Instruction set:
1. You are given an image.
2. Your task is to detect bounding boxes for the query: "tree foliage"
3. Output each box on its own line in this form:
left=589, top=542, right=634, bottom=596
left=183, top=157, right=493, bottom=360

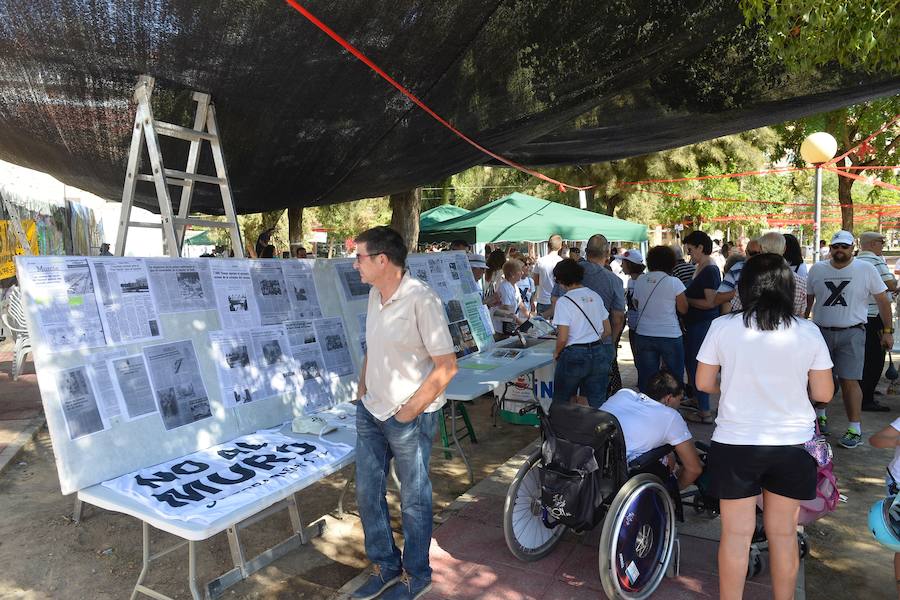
left=740, top=1, right=900, bottom=73
left=774, top=96, right=900, bottom=230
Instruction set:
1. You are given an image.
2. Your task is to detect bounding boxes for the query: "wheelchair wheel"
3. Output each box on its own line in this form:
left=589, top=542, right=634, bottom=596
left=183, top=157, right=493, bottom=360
left=503, top=449, right=567, bottom=561
left=598, top=474, right=676, bottom=599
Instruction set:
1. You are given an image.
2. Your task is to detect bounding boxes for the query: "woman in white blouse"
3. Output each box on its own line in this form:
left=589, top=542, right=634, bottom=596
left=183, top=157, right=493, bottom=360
left=695, top=253, right=834, bottom=600
left=631, top=246, right=688, bottom=393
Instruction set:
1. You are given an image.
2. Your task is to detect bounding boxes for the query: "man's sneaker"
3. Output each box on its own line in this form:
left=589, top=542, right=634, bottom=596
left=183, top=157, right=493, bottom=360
left=351, top=565, right=402, bottom=600
left=816, top=415, right=829, bottom=436
left=381, top=572, right=432, bottom=600
left=839, top=429, right=862, bottom=449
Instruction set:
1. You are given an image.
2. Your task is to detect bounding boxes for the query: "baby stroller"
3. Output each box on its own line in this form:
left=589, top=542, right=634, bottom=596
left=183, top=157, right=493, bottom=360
left=503, top=401, right=682, bottom=599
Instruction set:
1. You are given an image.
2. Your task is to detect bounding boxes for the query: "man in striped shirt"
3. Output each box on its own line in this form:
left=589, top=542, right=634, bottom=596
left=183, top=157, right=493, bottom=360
left=671, top=244, right=695, bottom=286
left=857, top=231, right=897, bottom=412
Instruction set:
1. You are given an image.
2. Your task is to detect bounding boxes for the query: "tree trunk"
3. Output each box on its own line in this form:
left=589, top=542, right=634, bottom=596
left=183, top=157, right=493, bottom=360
left=389, top=188, right=421, bottom=251
left=441, top=177, right=453, bottom=205
left=288, top=206, right=304, bottom=252
left=838, top=174, right=854, bottom=232
left=604, top=193, right=622, bottom=216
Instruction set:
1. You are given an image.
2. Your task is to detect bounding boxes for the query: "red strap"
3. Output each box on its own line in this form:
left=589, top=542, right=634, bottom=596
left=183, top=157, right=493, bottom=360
left=283, top=0, right=591, bottom=193
left=823, top=113, right=900, bottom=167
left=822, top=166, right=900, bottom=193
left=617, top=166, right=809, bottom=187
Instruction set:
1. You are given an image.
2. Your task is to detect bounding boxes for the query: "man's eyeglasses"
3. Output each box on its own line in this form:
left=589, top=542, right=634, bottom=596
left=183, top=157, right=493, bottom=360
left=354, top=252, right=384, bottom=262
left=830, top=244, right=851, bottom=250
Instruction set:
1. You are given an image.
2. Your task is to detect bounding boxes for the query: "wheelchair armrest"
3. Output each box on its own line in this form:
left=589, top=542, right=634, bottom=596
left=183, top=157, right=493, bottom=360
left=628, top=444, right=674, bottom=472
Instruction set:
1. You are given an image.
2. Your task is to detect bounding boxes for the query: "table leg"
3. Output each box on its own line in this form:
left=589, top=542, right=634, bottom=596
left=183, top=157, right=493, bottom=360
left=449, top=400, right=473, bottom=484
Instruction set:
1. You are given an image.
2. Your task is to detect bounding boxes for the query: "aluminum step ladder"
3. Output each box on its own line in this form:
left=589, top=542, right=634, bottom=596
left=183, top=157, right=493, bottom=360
left=115, top=75, right=244, bottom=257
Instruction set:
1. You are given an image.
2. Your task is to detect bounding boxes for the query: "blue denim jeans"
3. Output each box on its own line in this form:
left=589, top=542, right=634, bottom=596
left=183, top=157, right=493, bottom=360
left=633, top=334, right=685, bottom=394
left=355, top=402, right=439, bottom=582
left=552, top=342, right=614, bottom=408
left=684, top=319, right=714, bottom=412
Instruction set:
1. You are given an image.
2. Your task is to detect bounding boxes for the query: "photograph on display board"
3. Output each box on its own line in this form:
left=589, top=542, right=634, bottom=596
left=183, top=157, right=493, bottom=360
left=147, top=259, right=216, bottom=313
left=143, top=340, right=212, bottom=430
left=110, top=354, right=159, bottom=420
left=89, top=258, right=163, bottom=345
left=17, top=257, right=107, bottom=351
left=56, top=366, right=107, bottom=440
left=313, top=317, right=354, bottom=377
left=448, top=320, right=478, bottom=359
left=211, top=260, right=261, bottom=329
left=250, top=261, right=293, bottom=325
left=334, top=261, right=371, bottom=302
left=209, top=330, right=268, bottom=408
left=281, top=260, right=323, bottom=319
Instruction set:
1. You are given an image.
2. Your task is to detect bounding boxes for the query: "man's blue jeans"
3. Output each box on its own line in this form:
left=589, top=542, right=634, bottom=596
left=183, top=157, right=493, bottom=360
left=551, top=342, right=614, bottom=408
left=355, top=401, right=439, bottom=582
left=633, top=333, right=685, bottom=394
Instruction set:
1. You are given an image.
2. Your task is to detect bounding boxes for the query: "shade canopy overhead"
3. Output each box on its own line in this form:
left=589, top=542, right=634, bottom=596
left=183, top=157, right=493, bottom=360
left=419, top=193, right=648, bottom=243
left=0, top=1, right=897, bottom=216
left=419, top=204, right=470, bottom=228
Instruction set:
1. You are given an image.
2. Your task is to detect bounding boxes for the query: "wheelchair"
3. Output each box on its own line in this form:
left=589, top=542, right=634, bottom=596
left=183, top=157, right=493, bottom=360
left=502, top=401, right=681, bottom=599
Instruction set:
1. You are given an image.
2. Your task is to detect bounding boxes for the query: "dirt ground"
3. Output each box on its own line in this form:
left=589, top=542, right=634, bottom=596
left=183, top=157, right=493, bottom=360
left=2, top=342, right=900, bottom=599
left=0, top=396, right=540, bottom=600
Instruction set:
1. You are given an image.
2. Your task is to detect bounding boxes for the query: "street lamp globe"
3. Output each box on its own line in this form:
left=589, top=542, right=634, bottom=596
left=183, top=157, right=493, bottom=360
left=800, top=132, right=838, bottom=164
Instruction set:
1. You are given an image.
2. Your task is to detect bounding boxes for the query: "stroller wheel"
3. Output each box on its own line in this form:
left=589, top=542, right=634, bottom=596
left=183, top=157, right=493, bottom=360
left=503, top=449, right=567, bottom=561
left=747, top=545, right=765, bottom=578
left=797, top=531, right=809, bottom=560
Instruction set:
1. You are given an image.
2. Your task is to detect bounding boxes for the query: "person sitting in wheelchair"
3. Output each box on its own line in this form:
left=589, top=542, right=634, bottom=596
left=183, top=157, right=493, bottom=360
left=599, top=370, right=703, bottom=490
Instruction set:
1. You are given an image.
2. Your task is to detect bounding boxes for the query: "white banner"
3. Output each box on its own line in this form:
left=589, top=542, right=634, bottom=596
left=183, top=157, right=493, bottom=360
left=101, top=431, right=353, bottom=525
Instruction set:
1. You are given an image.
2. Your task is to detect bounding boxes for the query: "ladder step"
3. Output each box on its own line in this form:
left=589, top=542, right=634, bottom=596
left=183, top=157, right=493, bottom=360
left=173, top=217, right=237, bottom=229
left=154, top=120, right=216, bottom=142
left=136, top=171, right=226, bottom=186
left=127, top=221, right=163, bottom=229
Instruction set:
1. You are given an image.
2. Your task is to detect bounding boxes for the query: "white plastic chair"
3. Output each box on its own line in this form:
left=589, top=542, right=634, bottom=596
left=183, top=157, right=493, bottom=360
left=1, top=286, right=31, bottom=380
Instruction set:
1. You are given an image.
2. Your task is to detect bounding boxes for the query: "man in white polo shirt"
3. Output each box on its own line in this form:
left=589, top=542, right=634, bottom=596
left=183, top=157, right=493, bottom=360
left=532, top=233, right=564, bottom=314
left=806, top=230, right=893, bottom=449
left=351, top=226, right=458, bottom=600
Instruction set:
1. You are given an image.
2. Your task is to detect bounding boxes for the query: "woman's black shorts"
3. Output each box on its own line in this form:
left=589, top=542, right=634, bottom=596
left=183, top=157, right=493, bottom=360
left=707, top=441, right=817, bottom=501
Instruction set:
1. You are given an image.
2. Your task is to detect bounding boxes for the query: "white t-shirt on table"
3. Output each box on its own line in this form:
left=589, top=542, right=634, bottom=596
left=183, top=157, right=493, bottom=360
left=534, top=253, right=563, bottom=305
left=888, top=417, right=900, bottom=484
left=553, top=287, right=609, bottom=346
left=633, top=272, right=686, bottom=338
left=807, top=258, right=887, bottom=327
left=600, top=389, right=692, bottom=462
left=697, top=314, right=833, bottom=445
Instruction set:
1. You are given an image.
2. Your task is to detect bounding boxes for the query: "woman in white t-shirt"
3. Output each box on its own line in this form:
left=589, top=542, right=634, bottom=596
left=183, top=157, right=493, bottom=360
left=695, top=253, right=834, bottom=600
left=632, top=246, right=688, bottom=393
left=492, top=259, right=530, bottom=334
left=551, top=259, right=612, bottom=408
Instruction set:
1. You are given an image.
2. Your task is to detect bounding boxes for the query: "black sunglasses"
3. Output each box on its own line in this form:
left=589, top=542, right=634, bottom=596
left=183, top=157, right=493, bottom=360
left=830, top=244, right=851, bottom=250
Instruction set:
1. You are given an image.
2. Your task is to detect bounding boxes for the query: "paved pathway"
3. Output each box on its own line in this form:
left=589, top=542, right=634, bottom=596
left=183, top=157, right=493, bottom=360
left=0, top=346, right=43, bottom=474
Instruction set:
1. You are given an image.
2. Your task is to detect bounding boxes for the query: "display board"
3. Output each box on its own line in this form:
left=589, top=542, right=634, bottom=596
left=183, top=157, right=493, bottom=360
left=16, top=251, right=491, bottom=496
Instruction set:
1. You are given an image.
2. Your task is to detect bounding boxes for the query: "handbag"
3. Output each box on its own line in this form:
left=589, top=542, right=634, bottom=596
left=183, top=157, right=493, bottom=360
left=803, top=420, right=833, bottom=467
left=562, top=295, right=602, bottom=339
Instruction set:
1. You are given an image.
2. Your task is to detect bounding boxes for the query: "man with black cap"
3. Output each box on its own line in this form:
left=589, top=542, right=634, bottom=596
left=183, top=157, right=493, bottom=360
left=807, top=230, right=894, bottom=449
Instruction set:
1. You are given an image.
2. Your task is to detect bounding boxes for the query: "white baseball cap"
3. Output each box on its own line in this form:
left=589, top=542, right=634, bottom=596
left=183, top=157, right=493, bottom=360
left=615, top=249, right=645, bottom=265
left=467, top=253, right=486, bottom=268
left=830, top=230, right=855, bottom=246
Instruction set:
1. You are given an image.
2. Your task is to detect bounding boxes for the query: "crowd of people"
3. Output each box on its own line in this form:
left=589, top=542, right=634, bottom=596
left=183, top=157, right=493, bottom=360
left=342, top=225, right=900, bottom=600
left=452, top=228, right=900, bottom=599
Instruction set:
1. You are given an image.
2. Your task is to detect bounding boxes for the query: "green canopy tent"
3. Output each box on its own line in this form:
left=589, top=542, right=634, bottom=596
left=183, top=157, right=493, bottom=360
left=183, top=230, right=215, bottom=245
left=419, top=192, right=647, bottom=244
left=419, top=204, right=470, bottom=228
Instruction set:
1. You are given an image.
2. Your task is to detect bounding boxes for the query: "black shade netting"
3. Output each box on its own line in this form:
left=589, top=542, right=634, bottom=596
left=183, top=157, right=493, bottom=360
left=0, top=0, right=897, bottom=215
